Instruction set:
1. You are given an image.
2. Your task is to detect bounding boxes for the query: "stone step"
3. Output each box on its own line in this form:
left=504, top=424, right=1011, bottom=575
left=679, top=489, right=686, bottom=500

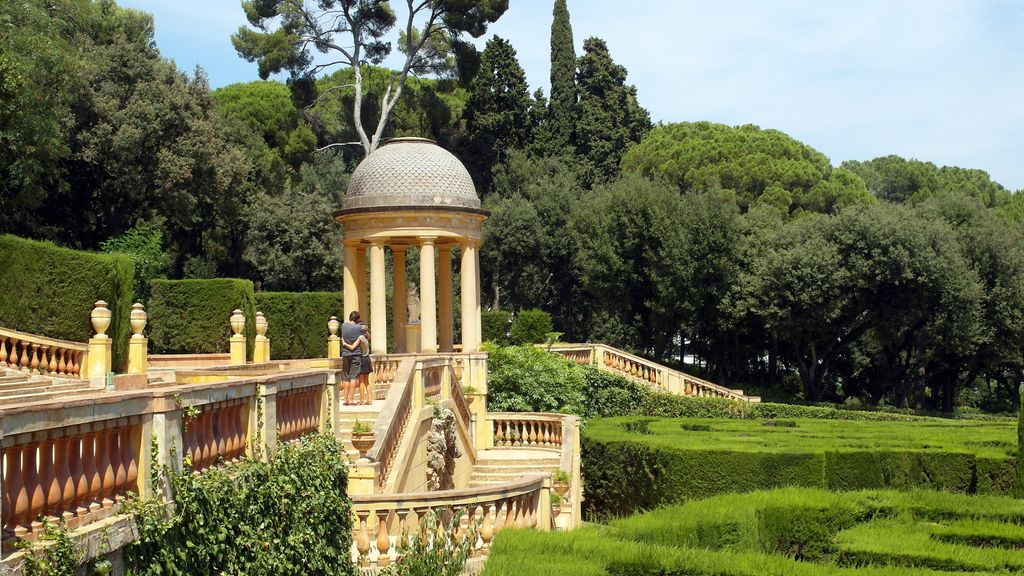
left=472, top=458, right=561, bottom=468
left=0, top=389, right=95, bottom=405
left=0, top=374, right=32, bottom=385
left=0, top=383, right=87, bottom=397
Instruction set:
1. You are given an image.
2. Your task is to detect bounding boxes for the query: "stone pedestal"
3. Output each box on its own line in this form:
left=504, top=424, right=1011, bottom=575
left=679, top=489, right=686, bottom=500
left=405, top=323, right=421, bottom=354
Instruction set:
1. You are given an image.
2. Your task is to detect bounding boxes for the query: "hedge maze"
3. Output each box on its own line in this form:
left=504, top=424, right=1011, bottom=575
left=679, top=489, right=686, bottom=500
left=484, top=488, right=1024, bottom=576
left=582, top=417, right=1017, bottom=518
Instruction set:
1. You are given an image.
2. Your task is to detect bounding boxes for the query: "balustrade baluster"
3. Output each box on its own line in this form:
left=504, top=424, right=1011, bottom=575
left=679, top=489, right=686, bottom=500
left=480, top=503, right=494, bottom=553
left=54, top=435, right=74, bottom=520
left=39, top=437, right=60, bottom=519
left=18, top=341, right=29, bottom=372
left=355, top=510, right=371, bottom=567
left=97, top=428, right=115, bottom=507
left=24, top=442, right=44, bottom=531
left=83, top=432, right=102, bottom=513
left=376, top=510, right=391, bottom=567
left=199, top=410, right=213, bottom=469
left=0, top=335, right=8, bottom=366
left=48, top=346, right=59, bottom=374
left=1, top=448, right=11, bottom=533
left=113, top=427, right=127, bottom=501
left=7, top=445, right=27, bottom=535
left=68, top=435, right=87, bottom=516
left=491, top=499, right=505, bottom=534
left=29, top=343, right=40, bottom=374
left=223, top=405, right=237, bottom=460
left=214, top=409, right=226, bottom=461
left=394, top=508, right=410, bottom=562
left=123, top=427, right=138, bottom=494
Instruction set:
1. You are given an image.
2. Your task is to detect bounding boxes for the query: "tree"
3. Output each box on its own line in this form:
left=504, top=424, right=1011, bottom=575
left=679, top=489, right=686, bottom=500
left=842, top=155, right=1010, bottom=207
left=461, top=36, right=532, bottom=193
left=623, top=122, right=874, bottom=213
left=574, top=37, right=651, bottom=187
left=547, top=0, right=576, bottom=152
left=232, top=0, right=507, bottom=157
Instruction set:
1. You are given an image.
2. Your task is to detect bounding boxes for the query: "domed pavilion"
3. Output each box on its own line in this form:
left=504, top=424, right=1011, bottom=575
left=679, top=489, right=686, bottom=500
left=334, top=137, right=487, bottom=355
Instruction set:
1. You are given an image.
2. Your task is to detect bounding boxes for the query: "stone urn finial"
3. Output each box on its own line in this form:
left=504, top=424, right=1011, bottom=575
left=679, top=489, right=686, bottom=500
left=91, top=301, right=112, bottom=337
left=130, top=303, right=147, bottom=338
left=328, top=315, right=340, bottom=337
left=230, top=309, right=245, bottom=336
left=255, top=311, right=268, bottom=337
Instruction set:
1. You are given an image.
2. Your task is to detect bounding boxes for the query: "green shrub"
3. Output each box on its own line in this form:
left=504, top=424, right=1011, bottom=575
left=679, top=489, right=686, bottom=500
left=509, top=309, right=552, bottom=345
left=581, top=416, right=1017, bottom=518
left=0, top=234, right=133, bottom=370
left=484, top=344, right=586, bottom=414
left=481, top=311, right=512, bottom=344
left=255, top=291, right=343, bottom=359
left=148, top=279, right=256, bottom=356
left=126, top=433, right=354, bottom=576
left=1017, top=386, right=1024, bottom=498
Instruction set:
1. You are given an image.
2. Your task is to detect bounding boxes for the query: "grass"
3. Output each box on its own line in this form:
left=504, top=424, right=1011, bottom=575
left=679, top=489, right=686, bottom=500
left=482, top=488, right=1024, bottom=576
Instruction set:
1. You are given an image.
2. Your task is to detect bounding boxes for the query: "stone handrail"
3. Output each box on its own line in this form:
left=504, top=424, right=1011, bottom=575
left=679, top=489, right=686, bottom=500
left=350, top=473, right=549, bottom=569
left=367, top=359, right=417, bottom=490
left=448, top=363, right=473, bottom=433
left=489, top=413, right=565, bottom=449
left=0, top=327, right=89, bottom=380
left=549, top=343, right=756, bottom=402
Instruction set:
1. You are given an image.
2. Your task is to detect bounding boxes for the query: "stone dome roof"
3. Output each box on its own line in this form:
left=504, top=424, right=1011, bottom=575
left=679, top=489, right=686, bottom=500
left=342, top=137, right=481, bottom=212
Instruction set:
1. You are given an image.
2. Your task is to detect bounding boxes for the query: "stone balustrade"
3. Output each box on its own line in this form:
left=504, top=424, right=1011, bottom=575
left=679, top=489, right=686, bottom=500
left=372, top=357, right=401, bottom=398
left=1, top=417, right=142, bottom=538
left=368, top=367, right=415, bottom=491
left=422, top=364, right=443, bottom=399
left=184, top=398, right=248, bottom=472
left=548, top=343, right=757, bottom=402
left=490, top=414, right=564, bottom=449
left=350, top=474, right=549, bottom=569
left=276, top=386, right=322, bottom=444
left=0, top=328, right=88, bottom=380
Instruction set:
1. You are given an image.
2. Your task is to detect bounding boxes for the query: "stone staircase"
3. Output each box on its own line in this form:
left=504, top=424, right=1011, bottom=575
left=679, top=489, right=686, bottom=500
left=338, top=399, right=384, bottom=462
left=469, top=448, right=562, bottom=488
left=0, top=369, right=93, bottom=404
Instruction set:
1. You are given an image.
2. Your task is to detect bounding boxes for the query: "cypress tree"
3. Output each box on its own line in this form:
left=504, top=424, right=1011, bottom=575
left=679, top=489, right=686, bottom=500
left=462, top=36, right=533, bottom=195
left=548, top=0, right=577, bottom=151
left=575, top=37, right=652, bottom=188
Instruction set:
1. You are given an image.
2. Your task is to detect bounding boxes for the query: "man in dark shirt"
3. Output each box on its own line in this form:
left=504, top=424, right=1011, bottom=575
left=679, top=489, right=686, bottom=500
left=341, top=311, right=363, bottom=405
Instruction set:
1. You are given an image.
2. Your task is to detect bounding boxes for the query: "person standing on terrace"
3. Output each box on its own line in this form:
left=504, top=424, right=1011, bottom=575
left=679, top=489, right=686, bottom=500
left=341, top=311, right=363, bottom=405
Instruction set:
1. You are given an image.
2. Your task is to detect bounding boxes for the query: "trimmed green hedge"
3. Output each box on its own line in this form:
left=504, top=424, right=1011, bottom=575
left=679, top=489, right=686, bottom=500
left=148, top=279, right=256, bottom=356
left=510, top=309, right=552, bottom=345
left=0, top=234, right=133, bottom=370
left=582, top=416, right=1017, bottom=518
left=255, top=292, right=344, bottom=359
left=482, top=311, right=513, bottom=344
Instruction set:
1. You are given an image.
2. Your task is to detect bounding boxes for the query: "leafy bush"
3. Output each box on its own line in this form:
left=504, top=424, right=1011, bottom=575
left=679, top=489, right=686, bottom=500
left=148, top=279, right=256, bottom=356
left=126, top=433, right=354, bottom=576
left=0, top=234, right=133, bottom=370
left=255, top=291, right=343, bottom=359
left=481, top=311, right=512, bottom=344
left=381, top=510, right=472, bottom=576
left=484, top=344, right=586, bottom=414
left=100, top=223, right=169, bottom=304
left=509, top=309, right=552, bottom=345
left=581, top=416, right=1016, bottom=518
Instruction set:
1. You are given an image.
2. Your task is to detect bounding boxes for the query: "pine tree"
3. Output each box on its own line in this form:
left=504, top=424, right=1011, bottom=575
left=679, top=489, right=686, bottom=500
left=547, top=0, right=577, bottom=152
left=575, top=37, right=652, bottom=187
left=462, top=36, right=533, bottom=195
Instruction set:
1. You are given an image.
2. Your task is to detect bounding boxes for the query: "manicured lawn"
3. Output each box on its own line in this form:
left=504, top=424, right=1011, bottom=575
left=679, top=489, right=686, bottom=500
left=483, top=488, right=1024, bottom=576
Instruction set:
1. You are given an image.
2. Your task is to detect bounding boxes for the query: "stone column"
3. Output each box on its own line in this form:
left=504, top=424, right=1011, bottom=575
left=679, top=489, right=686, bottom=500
left=369, top=241, right=388, bottom=355
left=391, top=247, right=408, bottom=353
left=419, top=237, right=438, bottom=353
left=343, top=243, right=359, bottom=320
left=438, top=246, right=454, bottom=352
left=460, top=243, right=480, bottom=352
left=356, top=246, right=368, bottom=324
left=474, top=243, right=483, bottom=345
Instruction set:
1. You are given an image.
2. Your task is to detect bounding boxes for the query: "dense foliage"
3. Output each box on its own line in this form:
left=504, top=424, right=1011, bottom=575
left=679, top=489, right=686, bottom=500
left=148, top=279, right=256, bottom=356
left=126, top=433, right=354, bottom=576
left=484, top=488, right=1024, bottom=576
left=582, top=416, right=1015, bottom=517
left=0, top=234, right=133, bottom=369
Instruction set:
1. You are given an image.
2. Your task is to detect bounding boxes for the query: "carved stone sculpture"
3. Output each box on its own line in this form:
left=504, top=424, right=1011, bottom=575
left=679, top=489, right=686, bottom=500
left=426, top=405, right=461, bottom=491
left=407, top=285, right=421, bottom=323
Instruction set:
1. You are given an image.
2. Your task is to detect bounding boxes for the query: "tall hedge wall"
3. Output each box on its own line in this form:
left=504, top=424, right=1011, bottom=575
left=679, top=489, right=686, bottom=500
left=0, top=234, right=134, bottom=370
left=148, top=279, right=257, bottom=356
left=255, top=292, right=344, bottom=359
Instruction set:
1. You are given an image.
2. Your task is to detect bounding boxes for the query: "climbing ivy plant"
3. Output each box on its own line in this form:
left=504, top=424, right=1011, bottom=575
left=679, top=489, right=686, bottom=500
left=125, top=433, right=354, bottom=576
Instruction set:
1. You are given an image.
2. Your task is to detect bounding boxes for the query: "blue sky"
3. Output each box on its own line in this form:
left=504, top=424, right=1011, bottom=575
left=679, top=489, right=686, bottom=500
left=119, top=0, right=1024, bottom=191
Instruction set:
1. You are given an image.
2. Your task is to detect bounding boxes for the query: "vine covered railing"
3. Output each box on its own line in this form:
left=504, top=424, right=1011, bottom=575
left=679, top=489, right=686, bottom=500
left=276, top=386, right=321, bottom=443
left=184, top=398, right=248, bottom=472
left=0, top=328, right=88, bottom=380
